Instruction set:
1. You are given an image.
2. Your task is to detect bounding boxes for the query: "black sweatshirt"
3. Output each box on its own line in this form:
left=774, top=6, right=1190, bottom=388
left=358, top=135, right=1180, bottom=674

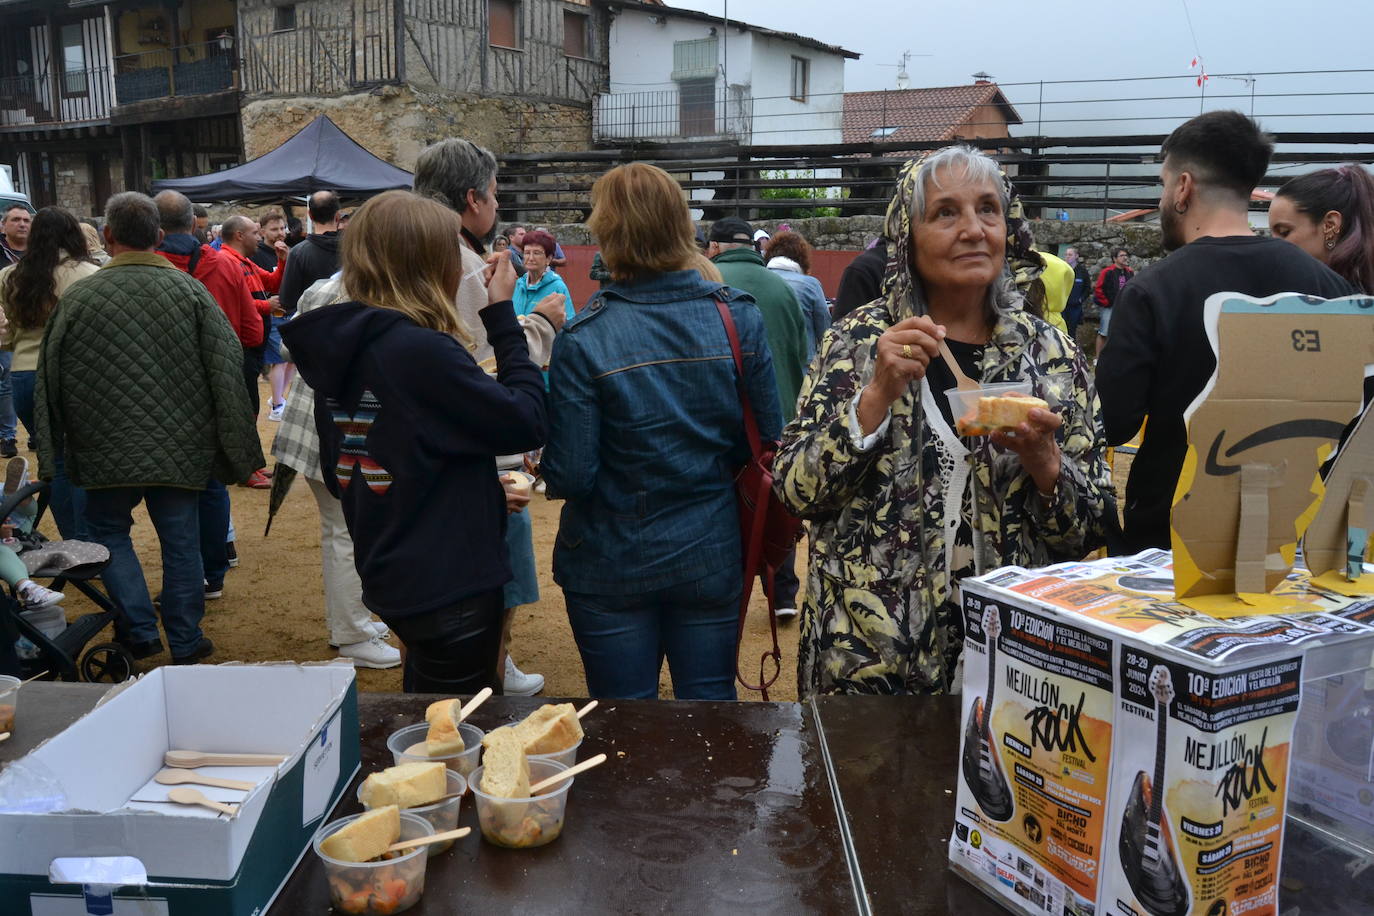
left=833, top=237, right=889, bottom=320
left=279, top=231, right=341, bottom=315
left=1095, top=236, right=1353, bottom=551
left=282, top=301, right=547, bottom=618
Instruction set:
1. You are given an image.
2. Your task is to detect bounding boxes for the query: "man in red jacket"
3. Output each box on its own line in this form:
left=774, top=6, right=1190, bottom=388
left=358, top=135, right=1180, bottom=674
left=1093, top=247, right=1135, bottom=356
left=219, top=214, right=286, bottom=421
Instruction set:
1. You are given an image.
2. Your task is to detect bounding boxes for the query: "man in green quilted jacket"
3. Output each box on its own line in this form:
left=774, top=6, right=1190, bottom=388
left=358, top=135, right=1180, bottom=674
left=35, top=192, right=263, bottom=665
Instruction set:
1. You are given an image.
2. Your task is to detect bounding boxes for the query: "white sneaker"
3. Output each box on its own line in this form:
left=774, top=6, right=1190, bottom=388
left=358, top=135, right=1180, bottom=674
left=366, top=620, right=390, bottom=640
left=268, top=402, right=285, bottom=421
left=504, top=656, right=545, bottom=696
left=17, top=580, right=64, bottom=611
left=774, top=607, right=799, bottom=621
left=338, top=635, right=402, bottom=669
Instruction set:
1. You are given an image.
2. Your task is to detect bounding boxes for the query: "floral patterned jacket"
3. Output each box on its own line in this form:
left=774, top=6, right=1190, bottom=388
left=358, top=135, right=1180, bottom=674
left=773, top=282, right=1113, bottom=698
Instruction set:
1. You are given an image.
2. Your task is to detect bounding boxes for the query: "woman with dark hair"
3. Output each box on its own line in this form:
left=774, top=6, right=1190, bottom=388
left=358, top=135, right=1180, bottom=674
left=0, top=206, right=97, bottom=538
left=1270, top=165, right=1374, bottom=292
left=765, top=230, right=831, bottom=358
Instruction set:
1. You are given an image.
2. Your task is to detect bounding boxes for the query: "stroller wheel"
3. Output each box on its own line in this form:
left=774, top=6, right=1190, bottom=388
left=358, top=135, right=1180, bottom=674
left=80, top=642, right=135, bottom=683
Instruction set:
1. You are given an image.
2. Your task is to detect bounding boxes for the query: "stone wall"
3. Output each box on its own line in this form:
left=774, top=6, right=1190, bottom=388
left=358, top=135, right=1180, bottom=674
left=53, top=154, right=93, bottom=217
left=535, top=214, right=1164, bottom=273
left=240, top=84, right=592, bottom=171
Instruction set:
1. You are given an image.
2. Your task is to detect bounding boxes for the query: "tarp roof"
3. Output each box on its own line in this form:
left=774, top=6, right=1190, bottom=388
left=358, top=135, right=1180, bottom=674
left=150, top=115, right=412, bottom=203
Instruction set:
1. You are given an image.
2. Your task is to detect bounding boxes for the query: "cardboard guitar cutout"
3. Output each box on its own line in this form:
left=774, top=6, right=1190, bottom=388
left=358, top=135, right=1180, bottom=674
left=1171, top=292, right=1374, bottom=601
left=1302, top=400, right=1374, bottom=591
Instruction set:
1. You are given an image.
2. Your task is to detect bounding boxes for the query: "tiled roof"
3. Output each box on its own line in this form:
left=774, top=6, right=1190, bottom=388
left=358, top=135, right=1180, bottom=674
left=601, top=1, right=860, bottom=59
left=841, top=84, right=1023, bottom=145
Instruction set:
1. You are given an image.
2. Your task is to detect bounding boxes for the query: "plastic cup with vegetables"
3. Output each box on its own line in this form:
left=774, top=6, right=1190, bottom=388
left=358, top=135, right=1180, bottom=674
left=387, top=722, right=484, bottom=780
left=314, top=810, right=433, bottom=915
left=357, top=769, right=465, bottom=856
left=469, top=758, right=572, bottom=849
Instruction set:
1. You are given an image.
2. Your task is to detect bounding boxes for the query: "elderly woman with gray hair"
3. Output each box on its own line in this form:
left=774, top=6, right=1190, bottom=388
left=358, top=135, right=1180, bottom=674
left=772, top=145, right=1113, bottom=698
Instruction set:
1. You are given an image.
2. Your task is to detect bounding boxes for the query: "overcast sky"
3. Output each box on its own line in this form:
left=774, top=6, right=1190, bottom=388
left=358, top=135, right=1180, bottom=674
left=668, top=0, right=1373, bottom=141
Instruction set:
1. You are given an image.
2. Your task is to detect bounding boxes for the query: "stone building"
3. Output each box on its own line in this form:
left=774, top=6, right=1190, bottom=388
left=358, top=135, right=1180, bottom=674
left=0, top=0, right=621, bottom=217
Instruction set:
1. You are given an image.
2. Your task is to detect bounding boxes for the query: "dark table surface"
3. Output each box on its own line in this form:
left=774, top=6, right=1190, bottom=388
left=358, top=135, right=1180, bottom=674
left=271, top=694, right=857, bottom=915
left=0, top=681, right=108, bottom=765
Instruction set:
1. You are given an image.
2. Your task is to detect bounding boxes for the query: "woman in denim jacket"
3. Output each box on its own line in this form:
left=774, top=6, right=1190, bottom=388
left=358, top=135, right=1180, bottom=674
left=543, top=164, right=782, bottom=699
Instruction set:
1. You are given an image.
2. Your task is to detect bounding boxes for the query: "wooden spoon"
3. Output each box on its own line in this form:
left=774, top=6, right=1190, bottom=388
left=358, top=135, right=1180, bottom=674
left=576, top=700, right=597, bottom=719
left=0, top=732, right=9, bottom=743
left=456, top=687, right=492, bottom=724
left=384, top=826, right=471, bottom=854
left=164, top=750, right=285, bottom=769
left=529, top=752, right=607, bottom=794
left=938, top=338, right=979, bottom=392
left=165, top=786, right=238, bottom=815
left=154, top=768, right=255, bottom=791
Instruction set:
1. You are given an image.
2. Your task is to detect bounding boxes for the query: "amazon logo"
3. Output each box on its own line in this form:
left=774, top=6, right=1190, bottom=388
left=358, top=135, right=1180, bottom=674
left=1204, top=420, right=1347, bottom=476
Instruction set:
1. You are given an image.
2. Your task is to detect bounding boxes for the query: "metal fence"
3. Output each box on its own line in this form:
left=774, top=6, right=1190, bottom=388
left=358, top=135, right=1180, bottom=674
left=113, top=41, right=237, bottom=105
left=0, top=66, right=112, bottom=126
left=594, top=88, right=754, bottom=143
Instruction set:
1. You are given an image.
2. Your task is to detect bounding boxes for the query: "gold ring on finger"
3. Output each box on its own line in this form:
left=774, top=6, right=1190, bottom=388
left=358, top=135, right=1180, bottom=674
left=901, top=343, right=913, bottom=359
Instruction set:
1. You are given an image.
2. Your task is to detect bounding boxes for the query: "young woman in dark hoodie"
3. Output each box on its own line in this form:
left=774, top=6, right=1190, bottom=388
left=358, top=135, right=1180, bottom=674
left=282, top=190, right=546, bottom=694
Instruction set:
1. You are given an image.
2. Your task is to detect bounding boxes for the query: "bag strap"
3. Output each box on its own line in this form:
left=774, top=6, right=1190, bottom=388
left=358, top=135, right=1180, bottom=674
left=714, top=296, right=764, bottom=460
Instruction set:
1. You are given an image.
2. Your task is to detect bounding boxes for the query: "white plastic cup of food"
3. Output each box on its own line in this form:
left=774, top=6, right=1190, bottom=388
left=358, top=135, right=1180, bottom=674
left=943, top=380, right=1034, bottom=433
left=529, top=736, right=582, bottom=769
left=386, top=722, right=484, bottom=780
left=356, top=769, right=466, bottom=857
left=468, top=758, right=572, bottom=849
left=0, top=675, right=19, bottom=735
left=313, top=810, right=433, bottom=915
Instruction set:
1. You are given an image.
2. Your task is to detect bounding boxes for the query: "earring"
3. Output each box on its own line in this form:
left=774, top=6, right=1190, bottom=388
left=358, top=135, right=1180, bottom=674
left=1326, top=238, right=1337, bottom=250
left=1173, top=203, right=1188, bottom=214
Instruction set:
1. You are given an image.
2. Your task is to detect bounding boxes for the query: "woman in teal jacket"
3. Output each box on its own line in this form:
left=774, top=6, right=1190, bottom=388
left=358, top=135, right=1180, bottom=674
left=512, top=230, right=574, bottom=327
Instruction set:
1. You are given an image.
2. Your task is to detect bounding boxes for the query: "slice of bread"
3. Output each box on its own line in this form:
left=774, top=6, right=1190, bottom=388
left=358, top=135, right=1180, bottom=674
left=359, top=761, right=448, bottom=810
left=517, top=703, right=584, bottom=755
left=480, top=732, right=531, bottom=799
left=424, top=699, right=466, bottom=756
left=319, top=804, right=400, bottom=863
left=424, top=698, right=457, bottom=725
left=977, top=394, right=1047, bottom=429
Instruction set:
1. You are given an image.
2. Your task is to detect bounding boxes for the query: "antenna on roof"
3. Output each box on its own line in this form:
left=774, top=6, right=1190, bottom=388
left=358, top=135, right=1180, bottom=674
left=877, top=50, right=930, bottom=90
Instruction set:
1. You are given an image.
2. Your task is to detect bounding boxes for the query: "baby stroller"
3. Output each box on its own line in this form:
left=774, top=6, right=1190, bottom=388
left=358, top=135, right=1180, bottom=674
left=0, top=480, right=135, bottom=683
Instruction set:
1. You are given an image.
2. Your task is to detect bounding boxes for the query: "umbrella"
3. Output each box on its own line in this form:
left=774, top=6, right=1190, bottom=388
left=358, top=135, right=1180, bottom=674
left=263, top=463, right=299, bottom=536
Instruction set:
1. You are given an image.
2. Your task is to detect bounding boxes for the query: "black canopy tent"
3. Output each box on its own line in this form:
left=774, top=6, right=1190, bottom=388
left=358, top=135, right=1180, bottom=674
left=150, top=115, right=412, bottom=203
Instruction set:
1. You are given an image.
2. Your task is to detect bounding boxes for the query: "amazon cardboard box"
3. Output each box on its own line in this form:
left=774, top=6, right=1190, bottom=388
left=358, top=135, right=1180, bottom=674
left=950, top=552, right=1374, bottom=916
left=1171, top=292, right=1374, bottom=603
left=0, top=663, right=359, bottom=916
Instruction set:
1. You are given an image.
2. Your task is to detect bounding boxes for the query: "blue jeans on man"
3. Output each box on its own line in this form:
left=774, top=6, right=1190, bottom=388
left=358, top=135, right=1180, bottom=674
left=563, top=565, right=740, bottom=700
left=0, top=350, right=16, bottom=445
left=83, top=486, right=206, bottom=658
left=11, top=369, right=88, bottom=540
left=199, top=480, right=230, bottom=590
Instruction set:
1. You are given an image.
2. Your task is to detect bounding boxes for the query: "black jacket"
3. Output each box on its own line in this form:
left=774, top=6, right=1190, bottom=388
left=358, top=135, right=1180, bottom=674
left=279, top=231, right=341, bottom=315
left=1096, top=236, right=1353, bottom=551
left=833, top=237, right=888, bottom=321
left=282, top=300, right=547, bottom=617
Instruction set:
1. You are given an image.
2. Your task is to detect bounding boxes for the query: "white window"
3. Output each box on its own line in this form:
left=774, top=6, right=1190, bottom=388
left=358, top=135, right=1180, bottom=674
left=61, top=24, right=87, bottom=96
left=790, top=56, right=809, bottom=102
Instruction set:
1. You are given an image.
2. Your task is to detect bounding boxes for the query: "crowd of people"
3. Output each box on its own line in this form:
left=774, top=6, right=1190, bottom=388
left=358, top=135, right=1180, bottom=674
left=0, top=108, right=1370, bottom=700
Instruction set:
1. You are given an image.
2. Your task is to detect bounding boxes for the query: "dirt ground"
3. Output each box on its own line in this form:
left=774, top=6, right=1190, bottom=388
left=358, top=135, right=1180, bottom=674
left=48, top=378, right=1131, bottom=703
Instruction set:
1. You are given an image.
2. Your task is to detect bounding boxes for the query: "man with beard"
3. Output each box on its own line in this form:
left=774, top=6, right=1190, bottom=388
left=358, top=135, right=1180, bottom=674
left=1096, top=111, right=1353, bottom=551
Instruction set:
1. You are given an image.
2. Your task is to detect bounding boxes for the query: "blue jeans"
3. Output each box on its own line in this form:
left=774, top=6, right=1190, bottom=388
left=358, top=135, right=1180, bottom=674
left=11, top=369, right=88, bottom=540
left=84, top=486, right=205, bottom=657
left=564, top=566, right=741, bottom=700
left=0, top=350, right=15, bottom=442
left=199, top=481, right=230, bottom=589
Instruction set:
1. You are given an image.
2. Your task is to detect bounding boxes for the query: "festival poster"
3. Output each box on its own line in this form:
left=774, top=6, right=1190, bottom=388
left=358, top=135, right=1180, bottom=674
left=1102, top=649, right=1303, bottom=916
left=950, top=588, right=1114, bottom=915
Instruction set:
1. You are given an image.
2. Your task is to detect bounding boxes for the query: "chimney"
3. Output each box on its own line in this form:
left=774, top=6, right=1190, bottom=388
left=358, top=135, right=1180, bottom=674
left=972, top=71, right=993, bottom=85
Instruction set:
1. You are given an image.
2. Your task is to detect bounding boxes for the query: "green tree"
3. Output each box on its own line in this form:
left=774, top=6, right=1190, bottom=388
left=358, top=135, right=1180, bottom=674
left=758, top=169, right=845, bottom=219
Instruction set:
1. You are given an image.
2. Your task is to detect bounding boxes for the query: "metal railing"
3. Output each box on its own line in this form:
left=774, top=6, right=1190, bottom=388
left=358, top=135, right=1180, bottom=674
left=113, top=40, right=238, bottom=105
left=594, top=88, right=753, bottom=142
left=0, top=66, right=112, bottom=126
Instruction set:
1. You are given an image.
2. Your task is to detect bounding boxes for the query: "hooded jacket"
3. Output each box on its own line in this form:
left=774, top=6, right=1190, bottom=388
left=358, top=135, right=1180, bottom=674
left=279, top=231, right=341, bottom=315
left=282, top=299, right=546, bottom=618
left=772, top=154, right=1112, bottom=698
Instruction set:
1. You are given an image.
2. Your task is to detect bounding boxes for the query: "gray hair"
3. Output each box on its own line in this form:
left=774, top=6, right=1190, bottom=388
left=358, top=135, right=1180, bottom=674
left=413, top=138, right=498, bottom=214
left=153, top=190, right=195, bottom=233
left=911, top=145, right=1009, bottom=219
left=220, top=214, right=255, bottom=242
left=105, top=192, right=162, bottom=250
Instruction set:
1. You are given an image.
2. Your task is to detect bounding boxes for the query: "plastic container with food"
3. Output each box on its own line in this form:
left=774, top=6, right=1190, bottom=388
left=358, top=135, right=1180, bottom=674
left=529, top=734, right=582, bottom=768
left=387, top=722, right=484, bottom=780
left=944, top=381, right=1049, bottom=437
left=469, top=758, right=572, bottom=849
left=314, top=810, right=433, bottom=915
left=0, top=674, right=18, bottom=734
left=357, top=768, right=466, bottom=856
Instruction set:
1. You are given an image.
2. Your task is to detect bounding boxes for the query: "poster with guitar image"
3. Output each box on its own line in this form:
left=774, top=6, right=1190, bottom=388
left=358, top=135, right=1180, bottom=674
left=1104, top=650, right=1303, bottom=916
left=951, top=592, right=1115, bottom=914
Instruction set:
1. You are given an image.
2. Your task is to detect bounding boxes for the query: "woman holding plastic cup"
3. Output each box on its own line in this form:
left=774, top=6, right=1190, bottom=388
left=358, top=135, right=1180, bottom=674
left=772, top=146, right=1113, bottom=698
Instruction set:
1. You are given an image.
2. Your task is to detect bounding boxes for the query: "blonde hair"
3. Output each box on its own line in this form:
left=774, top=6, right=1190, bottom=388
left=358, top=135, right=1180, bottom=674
left=691, top=253, right=722, bottom=283
left=587, top=163, right=699, bottom=284
left=341, top=191, right=472, bottom=347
